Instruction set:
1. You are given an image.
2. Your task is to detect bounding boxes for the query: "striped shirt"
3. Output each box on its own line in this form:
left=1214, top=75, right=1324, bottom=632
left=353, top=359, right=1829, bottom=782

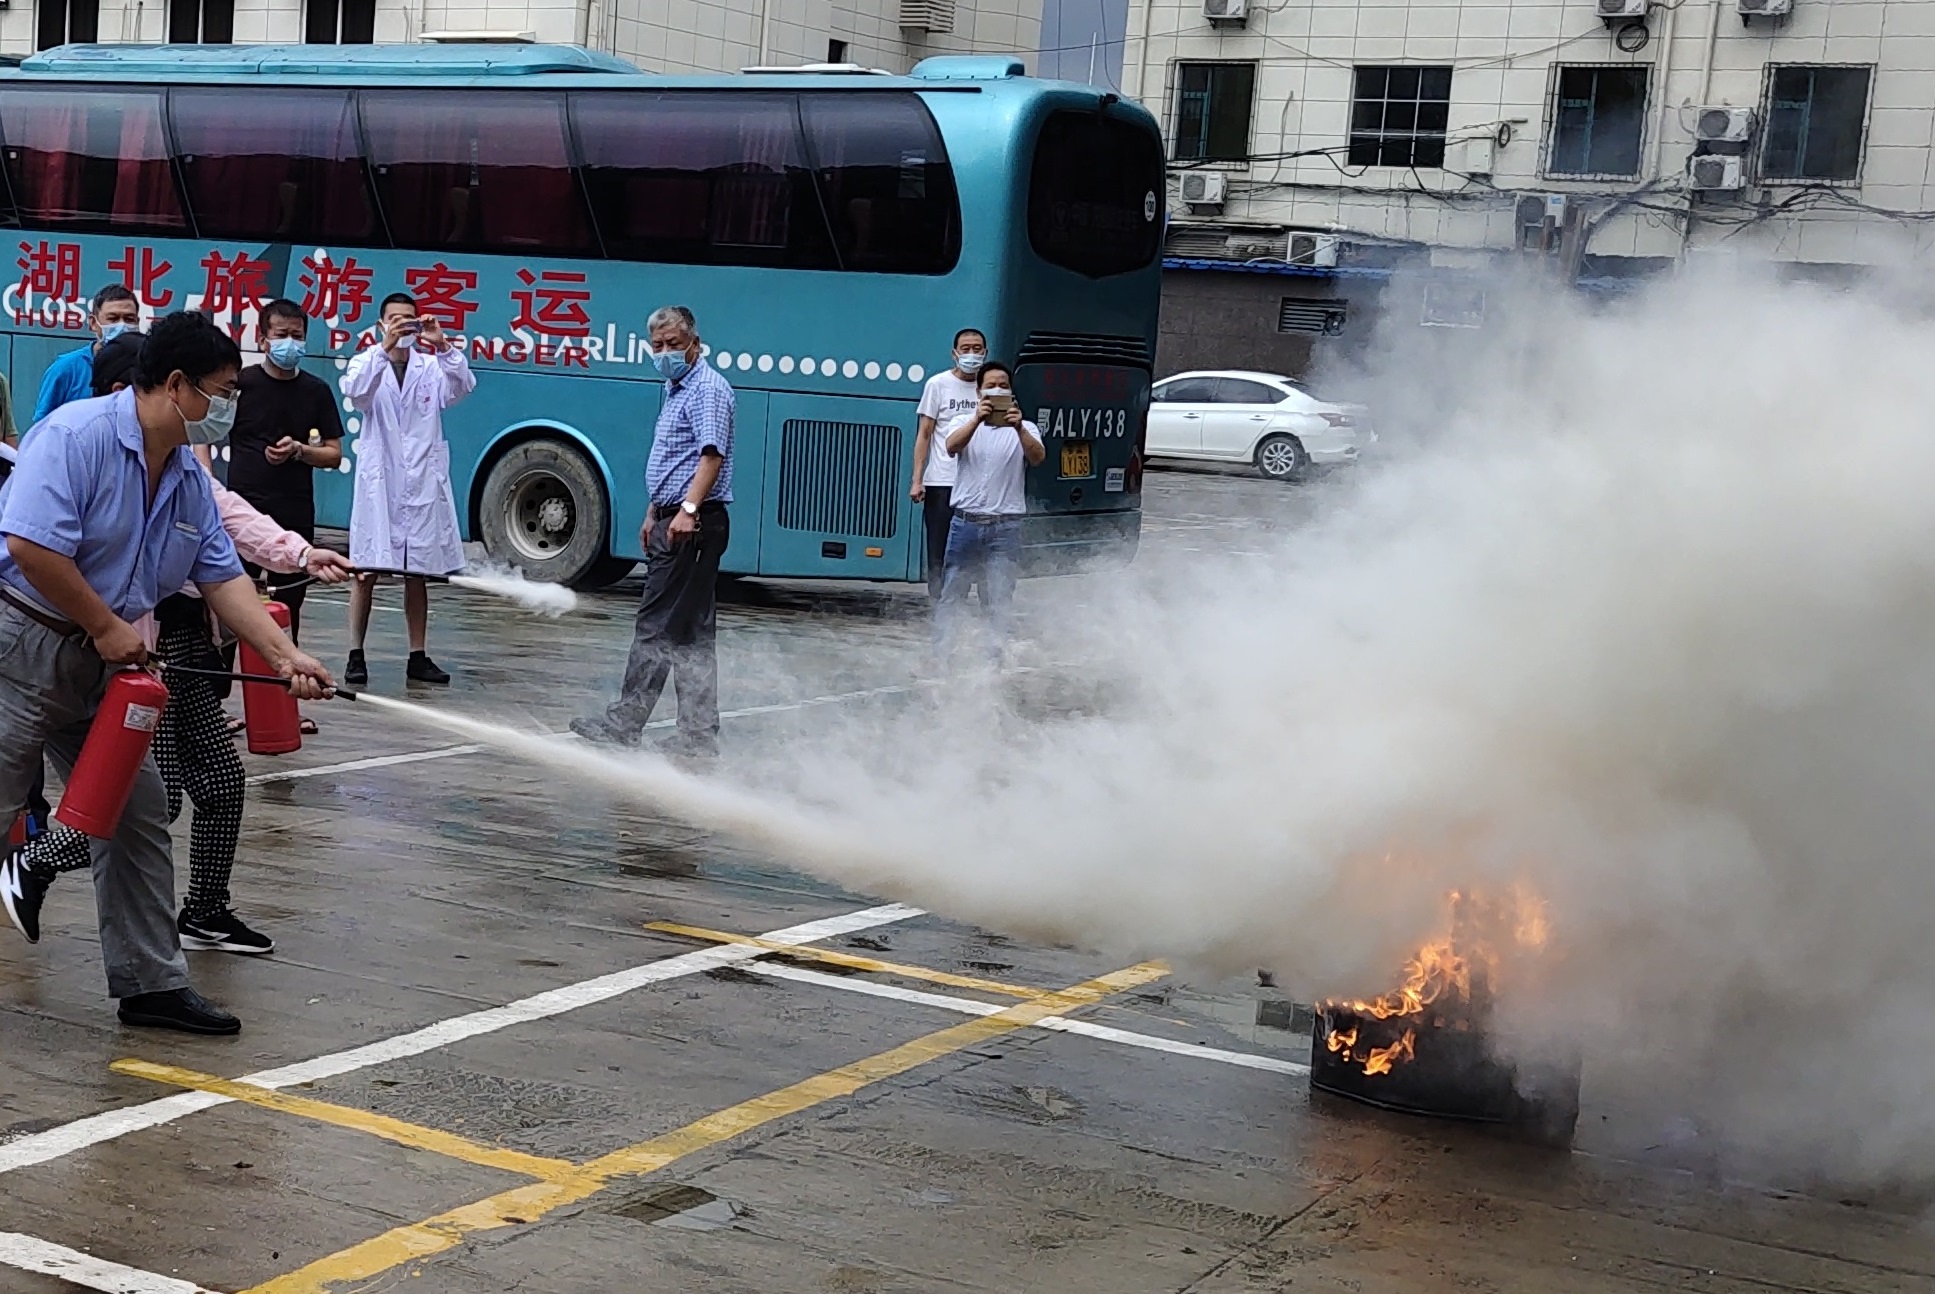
left=647, top=358, right=735, bottom=506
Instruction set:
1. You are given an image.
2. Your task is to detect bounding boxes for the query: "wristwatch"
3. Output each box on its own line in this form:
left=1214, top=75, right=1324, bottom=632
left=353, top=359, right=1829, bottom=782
left=680, top=500, right=699, bottom=517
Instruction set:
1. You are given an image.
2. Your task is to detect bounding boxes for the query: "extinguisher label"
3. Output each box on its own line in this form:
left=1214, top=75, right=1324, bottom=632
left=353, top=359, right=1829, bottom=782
left=123, top=704, right=161, bottom=733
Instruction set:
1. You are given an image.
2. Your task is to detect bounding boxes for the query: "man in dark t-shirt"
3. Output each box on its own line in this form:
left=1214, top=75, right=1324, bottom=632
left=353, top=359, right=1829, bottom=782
left=228, top=298, right=344, bottom=641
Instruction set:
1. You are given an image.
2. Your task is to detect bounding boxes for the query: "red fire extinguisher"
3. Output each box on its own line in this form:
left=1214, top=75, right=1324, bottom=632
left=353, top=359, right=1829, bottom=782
left=240, top=600, right=302, bottom=756
left=55, top=670, right=170, bottom=839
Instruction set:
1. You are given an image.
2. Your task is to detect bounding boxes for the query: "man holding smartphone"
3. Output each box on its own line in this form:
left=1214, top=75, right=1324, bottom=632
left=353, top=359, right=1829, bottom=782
left=934, top=359, right=1044, bottom=666
left=340, top=292, right=475, bottom=686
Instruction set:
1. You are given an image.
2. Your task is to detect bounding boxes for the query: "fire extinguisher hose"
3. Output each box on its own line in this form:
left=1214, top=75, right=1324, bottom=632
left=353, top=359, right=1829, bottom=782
left=158, top=663, right=361, bottom=700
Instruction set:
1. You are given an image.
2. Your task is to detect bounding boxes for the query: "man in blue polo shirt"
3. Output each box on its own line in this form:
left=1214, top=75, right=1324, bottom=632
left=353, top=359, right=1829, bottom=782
left=572, top=304, right=734, bottom=759
left=30, top=283, right=141, bottom=428
left=0, top=312, right=332, bottom=1035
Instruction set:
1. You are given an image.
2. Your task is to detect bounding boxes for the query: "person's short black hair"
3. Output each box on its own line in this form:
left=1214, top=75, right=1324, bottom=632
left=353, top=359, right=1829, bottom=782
left=259, top=298, right=307, bottom=333
left=91, top=331, right=144, bottom=397
left=953, top=328, right=986, bottom=349
left=134, top=311, right=243, bottom=392
left=380, top=292, right=416, bottom=316
left=975, top=360, right=1013, bottom=388
left=90, top=283, right=136, bottom=318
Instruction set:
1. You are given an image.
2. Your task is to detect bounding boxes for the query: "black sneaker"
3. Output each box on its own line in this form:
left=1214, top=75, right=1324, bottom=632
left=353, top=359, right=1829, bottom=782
left=117, top=987, right=241, bottom=1035
left=179, top=907, right=274, bottom=955
left=407, top=652, right=450, bottom=685
left=344, top=649, right=368, bottom=686
left=569, top=715, right=641, bottom=747
left=0, top=847, right=51, bottom=944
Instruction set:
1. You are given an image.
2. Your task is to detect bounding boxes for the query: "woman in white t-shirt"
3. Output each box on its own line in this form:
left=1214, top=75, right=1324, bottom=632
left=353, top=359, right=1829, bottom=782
left=910, top=328, right=988, bottom=598
left=933, top=360, right=1044, bottom=666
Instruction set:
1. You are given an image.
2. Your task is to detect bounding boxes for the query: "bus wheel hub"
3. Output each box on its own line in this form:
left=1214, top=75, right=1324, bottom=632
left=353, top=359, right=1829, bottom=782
left=538, top=497, right=572, bottom=533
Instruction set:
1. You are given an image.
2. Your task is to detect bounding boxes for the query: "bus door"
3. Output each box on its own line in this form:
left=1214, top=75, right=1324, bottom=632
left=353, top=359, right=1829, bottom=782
left=758, top=393, right=917, bottom=580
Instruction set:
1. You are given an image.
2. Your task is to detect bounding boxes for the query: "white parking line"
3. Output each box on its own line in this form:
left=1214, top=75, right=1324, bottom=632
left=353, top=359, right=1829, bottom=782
left=246, top=681, right=926, bottom=786
left=750, top=962, right=1310, bottom=1076
left=0, top=904, right=922, bottom=1178
left=0, top=1231, right=217, bottom=1293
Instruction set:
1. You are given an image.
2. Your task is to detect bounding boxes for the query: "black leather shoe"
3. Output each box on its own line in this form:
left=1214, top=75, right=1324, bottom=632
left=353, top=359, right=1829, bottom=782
left=569, top=715, right=640, bottom=747
left=407, top=652, right=450, bottom=685
left=344, top=649, right=368, bottom=686
left=117, top=987, right=241, bottom=1035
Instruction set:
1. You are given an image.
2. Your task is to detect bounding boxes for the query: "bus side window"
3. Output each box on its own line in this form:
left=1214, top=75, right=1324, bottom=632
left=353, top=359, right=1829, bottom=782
left=171, top=88, right=375, bottom=245
left=572, top=91, right=835, bottom=271
left=362, top=90, right=594, bottom=256
left=0, top=88, right=186, bottom=234
left=798, top=93, right=960, bottom=276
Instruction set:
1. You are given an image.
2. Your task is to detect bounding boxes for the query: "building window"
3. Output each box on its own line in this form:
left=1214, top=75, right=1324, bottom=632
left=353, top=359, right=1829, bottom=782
left=170, top=0, right=234, bottom=41
left=1761, top=65, right=1871, bottom=183
left=1172, top=62, right=1255, bottom=163
left=37, top=0, right=100, bottom=49
left=1547, top=66, right=1647, bottom=178
left=1278, top=298, right=1347, bottom=336
left=306, top=0, right=375, bottom=43
left=827, top=39, right=849, bottom=63
left=1349, top=66, right=1452, bottom=168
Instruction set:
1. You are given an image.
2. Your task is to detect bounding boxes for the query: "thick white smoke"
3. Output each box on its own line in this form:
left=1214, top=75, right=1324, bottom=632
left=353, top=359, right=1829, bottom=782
left=761, top=266, right=1935, bottom=1184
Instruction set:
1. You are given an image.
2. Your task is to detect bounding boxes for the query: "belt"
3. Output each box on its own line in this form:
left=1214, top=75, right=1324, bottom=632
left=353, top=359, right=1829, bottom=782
left=649, top=501, right=728, bottom=520
left=952, top=510, right=1017, bottom=525
left=0, top=585, right=85, bottom=639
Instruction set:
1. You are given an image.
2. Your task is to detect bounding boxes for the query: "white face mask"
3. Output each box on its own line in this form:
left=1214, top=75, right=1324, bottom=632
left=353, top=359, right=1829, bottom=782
left=956, top=353, right=985, bottom=376
left=983, top=386, right=1012, bottom=398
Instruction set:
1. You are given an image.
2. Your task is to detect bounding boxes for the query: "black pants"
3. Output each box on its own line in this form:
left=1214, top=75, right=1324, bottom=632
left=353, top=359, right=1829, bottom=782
left=922, top=485, right=953, bottom=600
left=604, top=503, right=730, bottom=738
left=39, top=612, right=248, bottom=918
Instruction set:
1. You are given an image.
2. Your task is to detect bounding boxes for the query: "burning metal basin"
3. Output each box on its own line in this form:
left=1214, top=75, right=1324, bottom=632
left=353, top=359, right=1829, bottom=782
left=1310, top=1004, right=1581, bottom=1145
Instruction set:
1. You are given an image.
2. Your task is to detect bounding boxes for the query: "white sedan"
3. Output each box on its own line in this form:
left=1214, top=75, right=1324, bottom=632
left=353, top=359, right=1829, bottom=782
left=1145, top=370, right=1374, bottom=480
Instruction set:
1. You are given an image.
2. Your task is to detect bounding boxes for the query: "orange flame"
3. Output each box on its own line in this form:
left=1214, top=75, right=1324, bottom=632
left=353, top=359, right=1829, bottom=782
left=1321, top=885, right=1549, bottom=1079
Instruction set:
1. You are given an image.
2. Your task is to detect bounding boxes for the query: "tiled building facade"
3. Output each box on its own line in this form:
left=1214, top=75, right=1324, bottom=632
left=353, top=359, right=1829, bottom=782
left=6, top=0, right=1043, bottom=73
left=1127, top=0, right=1935, bottom=373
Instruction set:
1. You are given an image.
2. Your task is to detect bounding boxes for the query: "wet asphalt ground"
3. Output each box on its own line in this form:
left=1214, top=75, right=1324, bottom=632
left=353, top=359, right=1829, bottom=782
left=0, top=463, right=1930, bottom=1293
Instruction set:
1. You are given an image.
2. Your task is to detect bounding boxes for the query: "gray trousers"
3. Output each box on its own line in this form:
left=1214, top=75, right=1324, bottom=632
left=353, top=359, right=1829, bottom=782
left=604, top=503, right=729, bottom=738
left=0, top=603, right=188, bottom=998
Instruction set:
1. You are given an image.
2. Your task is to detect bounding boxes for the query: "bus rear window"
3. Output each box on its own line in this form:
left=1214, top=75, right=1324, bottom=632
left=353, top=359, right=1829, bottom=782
left=800, top=93, right=960, bottom=275
left=1028, top=111, right=1163, bottom=278
left=172, top=88, right=375, bottom=244
left=574, top=92, right=835, bottom=270
left=0, top=89, right=186, bottom=234
left=362, top=90, right=594, bottom=256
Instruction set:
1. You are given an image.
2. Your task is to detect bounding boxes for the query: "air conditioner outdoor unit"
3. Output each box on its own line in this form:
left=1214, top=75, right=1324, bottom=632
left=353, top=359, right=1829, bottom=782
left=1179, top=171, right=1226, bottom=207
left=1287, top=232, right=1341, bottom=268
left=1688, top=154, right=1745, bottom=190
left=1595, top=0, right=1649, bottom=18
left=1695, top=106, right=1756, bottom=143
left=1737, top=0, right=1791, bottom=15
left=1203, top=0, right=1249, bottom=22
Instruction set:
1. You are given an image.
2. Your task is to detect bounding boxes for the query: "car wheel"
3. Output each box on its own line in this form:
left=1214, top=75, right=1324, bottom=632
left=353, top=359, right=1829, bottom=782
left=477, top=438, right=614, bottom=588
left=1255, top=433, right=1308, bottom=481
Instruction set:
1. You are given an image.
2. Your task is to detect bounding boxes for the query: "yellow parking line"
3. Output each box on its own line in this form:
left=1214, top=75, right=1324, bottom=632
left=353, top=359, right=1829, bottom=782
left=240, top=960, right=1169, bottom=1294
left=645, top=920, right=1051, bottom=1000
left=111, top=1060, right=578, bottom=1184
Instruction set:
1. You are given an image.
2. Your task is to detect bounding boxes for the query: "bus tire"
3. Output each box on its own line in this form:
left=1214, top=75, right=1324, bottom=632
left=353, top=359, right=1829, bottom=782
left=477, top=439, right=613, bottom=589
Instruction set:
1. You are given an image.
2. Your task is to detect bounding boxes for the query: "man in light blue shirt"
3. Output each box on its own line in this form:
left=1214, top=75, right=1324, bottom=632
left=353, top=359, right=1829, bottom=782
left=572, top=304, right=734, bottom=758
left=0, top=311, right=332, bottom=1035
left=30, top=283, right=141, bottom=428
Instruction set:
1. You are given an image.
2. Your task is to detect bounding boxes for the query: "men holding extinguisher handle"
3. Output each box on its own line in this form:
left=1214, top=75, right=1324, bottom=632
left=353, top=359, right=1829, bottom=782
left=0, top=312, right=330, bottom=1036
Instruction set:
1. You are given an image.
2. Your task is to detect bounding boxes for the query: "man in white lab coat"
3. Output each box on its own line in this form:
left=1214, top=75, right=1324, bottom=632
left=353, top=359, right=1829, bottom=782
left=340, top=291, right=476, bottom=686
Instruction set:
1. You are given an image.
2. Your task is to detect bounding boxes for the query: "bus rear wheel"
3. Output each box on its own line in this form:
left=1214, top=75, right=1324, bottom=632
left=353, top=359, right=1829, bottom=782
left=477, top=439, right=616, bottom=589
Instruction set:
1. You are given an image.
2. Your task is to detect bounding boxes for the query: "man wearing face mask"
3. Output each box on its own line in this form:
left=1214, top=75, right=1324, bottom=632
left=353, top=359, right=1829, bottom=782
left=0, top=311, right=333, bottom=1034
left=572, top=305, right=733, bottom=758
left=31, top=284, right=142, bottom=429
left=934, top=359, right=1044, bottom=667
left=227, top=300, right=345, bottom=664
left=909, top=328, right=987, bottom=600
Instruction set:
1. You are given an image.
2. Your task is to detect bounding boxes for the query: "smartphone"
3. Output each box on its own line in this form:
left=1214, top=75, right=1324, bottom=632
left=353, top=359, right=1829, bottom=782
left=985, top=393, right=1015, bottom=417
left=399, top=322, right=422, bottom=337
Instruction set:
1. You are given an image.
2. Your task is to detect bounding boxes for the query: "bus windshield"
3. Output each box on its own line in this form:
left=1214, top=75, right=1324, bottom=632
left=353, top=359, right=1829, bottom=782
left=1027, top=110, right=1165, bottom=279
